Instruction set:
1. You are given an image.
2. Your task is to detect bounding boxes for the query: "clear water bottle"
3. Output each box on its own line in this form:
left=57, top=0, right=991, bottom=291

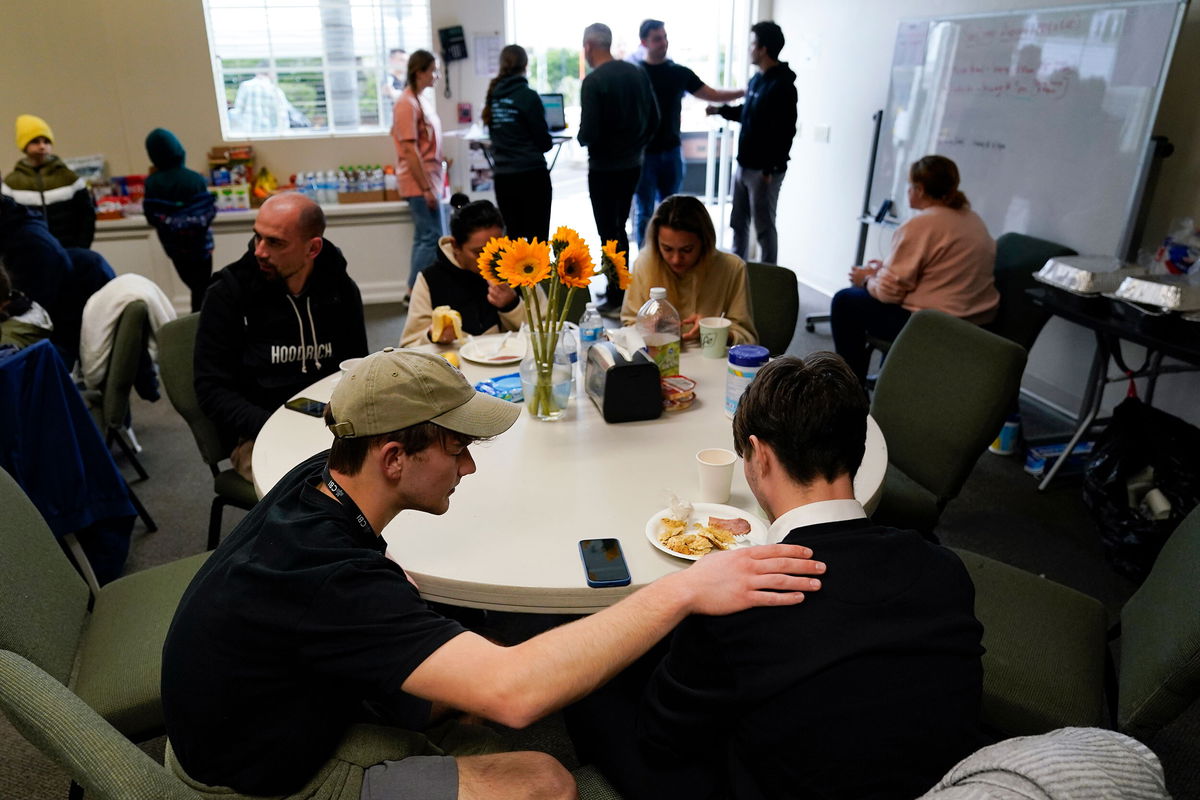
left=578, top=302, right=604, bottom=362
left=635, top=287, right=681, bottom=377
left=369, top=166, right=385, bottom=192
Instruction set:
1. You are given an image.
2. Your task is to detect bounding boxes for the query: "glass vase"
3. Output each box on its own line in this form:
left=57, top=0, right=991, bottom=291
left=519, top=325, right=575, bottom=421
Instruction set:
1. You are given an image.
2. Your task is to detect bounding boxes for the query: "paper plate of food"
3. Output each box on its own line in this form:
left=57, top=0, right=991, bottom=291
left=459, top=333, right=524, bottom=366
left=644, top=496, right=768, bottom=561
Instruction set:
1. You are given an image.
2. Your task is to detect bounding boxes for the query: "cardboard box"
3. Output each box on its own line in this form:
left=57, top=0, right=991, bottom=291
left=337, top=190, right=385, bottom=204
left=383, top=189, right=401, bottom=202
left=1024, top=441, right=1095, bottom=478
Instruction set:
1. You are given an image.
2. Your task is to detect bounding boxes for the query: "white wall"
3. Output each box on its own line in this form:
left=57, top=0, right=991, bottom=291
left=772, top=0, right=1200, bottom=423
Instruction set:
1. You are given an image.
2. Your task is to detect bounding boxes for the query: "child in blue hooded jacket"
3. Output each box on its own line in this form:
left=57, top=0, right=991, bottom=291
left=144, top=128, right=216, bottom=311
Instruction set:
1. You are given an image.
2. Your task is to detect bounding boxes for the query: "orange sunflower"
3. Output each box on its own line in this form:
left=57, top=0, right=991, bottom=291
left=601, top=240, right=630, bottom=290
left=555, top=242, right=594, bottom=288
left=551, top=226, right=583, bottom=258
left=495, top=238, right=552, bottom=287
left=476, top=236, right=510, bottom=284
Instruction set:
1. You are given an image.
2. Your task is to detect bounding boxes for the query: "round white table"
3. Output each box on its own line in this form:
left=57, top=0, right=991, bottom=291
left=253, top=347, right=887, bottom=613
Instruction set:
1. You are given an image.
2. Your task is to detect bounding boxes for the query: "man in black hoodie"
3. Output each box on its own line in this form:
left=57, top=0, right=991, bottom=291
left=708, top=21, right=798, bottom=265
left=195, top=193, right=367, bottom=482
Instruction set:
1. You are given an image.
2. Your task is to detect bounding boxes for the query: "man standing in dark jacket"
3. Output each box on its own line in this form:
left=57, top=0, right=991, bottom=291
left=578, top=22, right=659, bottom=316
left=195, top=193, right=367, bottom=483
left=708, top=21, right=797, bottom=264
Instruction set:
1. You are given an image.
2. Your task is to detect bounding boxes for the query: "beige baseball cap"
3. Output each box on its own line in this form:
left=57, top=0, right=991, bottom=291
left=327, top=348, right=519, bottom=439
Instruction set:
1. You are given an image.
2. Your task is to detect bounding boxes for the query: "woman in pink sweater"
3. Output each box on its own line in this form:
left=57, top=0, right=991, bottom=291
left=831, top=155, right=998, bottom=382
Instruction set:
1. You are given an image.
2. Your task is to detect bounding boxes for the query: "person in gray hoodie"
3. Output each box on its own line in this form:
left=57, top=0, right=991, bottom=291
left=143, top=128, right=216, bottom=311
left=482, top=44, right=553, bottom=243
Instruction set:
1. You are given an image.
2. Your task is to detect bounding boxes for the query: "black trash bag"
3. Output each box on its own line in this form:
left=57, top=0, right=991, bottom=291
left=1082, top=397, right=1200, bottom=582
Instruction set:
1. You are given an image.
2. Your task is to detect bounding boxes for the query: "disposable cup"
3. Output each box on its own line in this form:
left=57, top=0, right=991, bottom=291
left=699, top=317, right=732, bottom=358
left=696, top=448, right=737, bottom=504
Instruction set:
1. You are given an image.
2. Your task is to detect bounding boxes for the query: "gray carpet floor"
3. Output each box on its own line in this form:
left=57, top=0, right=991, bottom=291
left=3, top=288, right=1197, bottom=799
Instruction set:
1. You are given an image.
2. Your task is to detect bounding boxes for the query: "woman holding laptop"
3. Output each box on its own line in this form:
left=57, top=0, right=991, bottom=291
left=831, top=155, right=999, bottom=383
left=483, top=44, right=554, bottom=243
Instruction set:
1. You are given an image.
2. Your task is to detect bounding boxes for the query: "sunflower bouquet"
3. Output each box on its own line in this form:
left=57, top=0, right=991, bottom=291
left=477, top=226, right=629, bottom=418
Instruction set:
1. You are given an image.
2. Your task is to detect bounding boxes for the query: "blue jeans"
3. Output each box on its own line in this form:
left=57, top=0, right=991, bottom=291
left=634, top=147, right=685, bottom=246
left=730, top=166, right=784, bottom=264
left=406, top=196, right=444, bottom=291
left=830, top=287, right=912, bottom=382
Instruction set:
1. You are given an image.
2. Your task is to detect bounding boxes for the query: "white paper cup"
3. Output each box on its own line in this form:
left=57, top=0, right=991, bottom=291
left=696, top=447, right=737, bottom=503
left=339, top=357, right=364, bottom=373
left=699, top=317, right=732, bottom=358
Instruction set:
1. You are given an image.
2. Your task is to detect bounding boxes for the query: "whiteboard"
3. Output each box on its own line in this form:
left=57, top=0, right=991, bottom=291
left=869, top=0, right=1185, bottom=257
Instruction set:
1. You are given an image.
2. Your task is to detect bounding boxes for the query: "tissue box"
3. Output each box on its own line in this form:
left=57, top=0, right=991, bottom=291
left=584, top=342, right=663, bottom=423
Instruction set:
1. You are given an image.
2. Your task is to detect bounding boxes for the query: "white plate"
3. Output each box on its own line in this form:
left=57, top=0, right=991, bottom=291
left=644, top=502, right=769, bottom=561
left=459, top=334, right=524, bottom=366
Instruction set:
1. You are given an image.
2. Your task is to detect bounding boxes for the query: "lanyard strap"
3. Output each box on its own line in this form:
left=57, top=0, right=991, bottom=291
left=322, top=466, right=375, bottom=538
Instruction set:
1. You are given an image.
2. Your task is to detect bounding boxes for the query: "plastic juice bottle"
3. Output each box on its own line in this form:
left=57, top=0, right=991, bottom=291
left=635, top=287, right=681, bottom=377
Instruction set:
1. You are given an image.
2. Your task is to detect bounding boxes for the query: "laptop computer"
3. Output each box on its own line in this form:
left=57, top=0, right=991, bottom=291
left=540, top=93, right=567, bottom=132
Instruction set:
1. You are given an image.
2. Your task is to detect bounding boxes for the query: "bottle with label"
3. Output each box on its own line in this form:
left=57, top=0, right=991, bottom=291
left=635, top=287, right=681, bottom=377
left=578, top=302, right=604, bottom=362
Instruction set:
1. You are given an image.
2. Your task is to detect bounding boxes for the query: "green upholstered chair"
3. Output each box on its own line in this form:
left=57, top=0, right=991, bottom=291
left=869, top=310, right=1027, bottom=535
left=1, top=648, right=625, bottom=800
left=0, top=468, right=208, bottom=742
left=0, top=650, right=199, bottom=800
left=955, top=506, right=1200, bottom=739
left=82, top=299, right=157, bottom=532
left=158, top=313, right=257, bottom=550
left=84, top=300, right=151, bottom=479
left=986, top=232, right=1076, bottom=352
left=1117, top=505, right=1200, bottom=740
left=746, top=261, right=799, bottom=356
left=954, top=549, right=1109, bottom=736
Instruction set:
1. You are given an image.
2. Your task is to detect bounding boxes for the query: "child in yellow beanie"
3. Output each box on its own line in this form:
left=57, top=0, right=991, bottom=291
left=2, top=114, right=96, bottom=248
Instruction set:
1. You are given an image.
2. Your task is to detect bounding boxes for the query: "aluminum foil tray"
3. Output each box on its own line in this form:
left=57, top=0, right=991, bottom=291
left=1112, top=275, right=1200, bottom=312
left=1033, top=255, right=1146, bottom=295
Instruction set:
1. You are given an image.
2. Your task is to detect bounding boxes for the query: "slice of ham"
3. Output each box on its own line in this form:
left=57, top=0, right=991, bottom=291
left=707, top=516, right=751, bottom=536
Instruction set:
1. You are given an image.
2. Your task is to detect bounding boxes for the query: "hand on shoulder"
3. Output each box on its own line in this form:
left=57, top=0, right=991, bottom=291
left=668, top=543, right=825, bottom=616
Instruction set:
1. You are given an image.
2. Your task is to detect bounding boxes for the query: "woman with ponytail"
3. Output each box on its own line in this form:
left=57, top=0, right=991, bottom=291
left=483, top=44, right=553, bottom=242
left=831, top=155, right=999, bottom=382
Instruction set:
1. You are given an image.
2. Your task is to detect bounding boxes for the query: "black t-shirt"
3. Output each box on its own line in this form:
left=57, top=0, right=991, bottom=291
left=161, top=452, right=466, bottom=795
left=642, top=60, right=704, bottom=153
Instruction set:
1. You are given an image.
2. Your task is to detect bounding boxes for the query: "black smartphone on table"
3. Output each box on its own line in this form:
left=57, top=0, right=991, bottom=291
left=578, top=538, right=631, bottom=588
left=284, top=397, right=327, bottom=417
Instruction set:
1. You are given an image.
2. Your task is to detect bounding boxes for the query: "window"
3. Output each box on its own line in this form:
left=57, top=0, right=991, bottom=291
left=203, top=0, right=432, bottom=139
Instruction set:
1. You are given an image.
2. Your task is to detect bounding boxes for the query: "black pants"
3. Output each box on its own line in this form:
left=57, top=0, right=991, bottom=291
left=830, top=286, right=912, bottom=383
left=170, top=251, right=214, bottom=313
left=564, top=638, right=671, bottom=800
left=588, top=166, right=641, bottom=306
left=493, top=168, right=552, bottom=244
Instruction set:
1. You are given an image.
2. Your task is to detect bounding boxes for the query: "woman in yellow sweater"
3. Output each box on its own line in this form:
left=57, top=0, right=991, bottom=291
left=620, top=195, right=758, bottom=345
left=832, top=155, right=998, bottom=382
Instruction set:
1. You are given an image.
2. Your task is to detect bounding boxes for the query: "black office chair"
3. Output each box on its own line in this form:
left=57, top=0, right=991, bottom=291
left=985, top=232, right=1077, bottom=351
